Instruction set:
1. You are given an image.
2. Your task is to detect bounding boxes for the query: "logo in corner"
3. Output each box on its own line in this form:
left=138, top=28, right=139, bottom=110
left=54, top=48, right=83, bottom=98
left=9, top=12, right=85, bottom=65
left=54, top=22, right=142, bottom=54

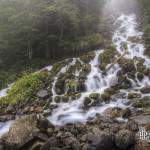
left=136, top=127, right=150, bottom=142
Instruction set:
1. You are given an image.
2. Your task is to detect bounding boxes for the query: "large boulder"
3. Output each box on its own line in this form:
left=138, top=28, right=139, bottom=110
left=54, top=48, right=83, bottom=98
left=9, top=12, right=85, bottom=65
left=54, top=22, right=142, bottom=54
left=88, top=131, right=116, bottom=150
left=1, top=115, right=53, bottom=149
left=140, top=86, right=150, bottom=94
left=115, top=129, right=135, bottom=149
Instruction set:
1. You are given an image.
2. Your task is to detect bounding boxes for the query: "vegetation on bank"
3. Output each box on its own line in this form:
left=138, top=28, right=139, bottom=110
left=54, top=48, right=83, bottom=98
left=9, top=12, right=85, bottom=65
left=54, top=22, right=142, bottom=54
left=0, top=72, right=52, bottom=105
left=0, top=0, right=105, bottom=89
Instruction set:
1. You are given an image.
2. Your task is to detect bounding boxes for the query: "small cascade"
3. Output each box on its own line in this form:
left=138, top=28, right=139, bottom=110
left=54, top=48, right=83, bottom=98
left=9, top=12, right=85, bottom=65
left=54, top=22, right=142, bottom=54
left=48, top=50, right=124, bottom=125
left=0, top=121, right=12, bottom=137
left=48, top=13, right=150, bottom=126
left=0, top=84, right=13, bottom=98
left=51, top=59, right=77, bottom=101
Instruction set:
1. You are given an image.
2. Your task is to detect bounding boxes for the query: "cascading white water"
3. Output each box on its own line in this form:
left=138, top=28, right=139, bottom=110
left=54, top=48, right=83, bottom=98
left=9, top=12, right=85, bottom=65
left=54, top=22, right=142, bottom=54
left=48, top=50, right=125, bottom=125
left=0, top=121, right=12, bottom=137
left=48, top=13, right=150, bottom=126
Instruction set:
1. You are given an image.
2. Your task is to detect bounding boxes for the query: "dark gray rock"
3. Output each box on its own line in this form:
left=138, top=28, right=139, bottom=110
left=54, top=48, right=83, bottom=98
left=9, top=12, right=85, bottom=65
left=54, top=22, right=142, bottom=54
left=88, top=132, right=116, bottom=150
left=115, top=129, right=135, bottom=149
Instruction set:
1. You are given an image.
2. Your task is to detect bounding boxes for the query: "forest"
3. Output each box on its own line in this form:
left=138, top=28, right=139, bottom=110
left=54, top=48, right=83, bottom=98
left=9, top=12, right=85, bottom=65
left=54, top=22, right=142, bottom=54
left=0, top=0, right=105, bottom=89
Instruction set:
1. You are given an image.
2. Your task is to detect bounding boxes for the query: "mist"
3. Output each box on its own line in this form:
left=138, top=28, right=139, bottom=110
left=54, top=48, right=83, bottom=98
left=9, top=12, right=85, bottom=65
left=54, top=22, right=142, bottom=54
left=102, top=0, right=140, bottom=18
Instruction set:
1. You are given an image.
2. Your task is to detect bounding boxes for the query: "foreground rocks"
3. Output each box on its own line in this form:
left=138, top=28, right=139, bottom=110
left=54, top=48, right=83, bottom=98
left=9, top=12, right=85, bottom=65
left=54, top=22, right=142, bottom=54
left=0, top=114, right=150, bottom=150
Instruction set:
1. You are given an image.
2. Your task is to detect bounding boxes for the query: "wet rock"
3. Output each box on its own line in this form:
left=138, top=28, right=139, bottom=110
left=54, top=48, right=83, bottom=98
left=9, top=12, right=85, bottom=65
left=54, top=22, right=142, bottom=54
left=88, top=132, right=116, bottom=150
left=132, top=97, right=150, bottom=108
left=1, top=115, right=51, bottom=149
left=89, top=93, right=100, bottom=100
left=115, top=129, right=135, bottom=149
left=40, top=137, right=62, bottom=150
left=130, top=114, right=150, bottom=126
left=63, top=136, right=81, bottom=150
left=137, top=72, right=144, bottom=81
left=82, top=64, right=91, bottom=74
left=80, top=52, right=95, bottom=63
left=127, top=36, right=141, bottom=43
left=122, top=108, right=131, bottom=119
left=136, top=58, right=146, bottom=73
left=103, top=107, right=122, bottom=118
left=118, top=58, right=136, bottom=73
left=117, top=71, right=132, bottom=89
left=54, top=96, right=61, bottom=103
left=126, top=120, right=138, bottom=132
left=37, top=90, right=49, bottom=99
left=128, top=93, right=141, bottom=99
left=140, top=86, right=150, bottom=94
left=83, top=97, right=92, bottom=108
left=98, top=45, right=117, bottom=71
left=101, top=88, right=115, bottom=102
left=83, top=94, right=101, bottom=109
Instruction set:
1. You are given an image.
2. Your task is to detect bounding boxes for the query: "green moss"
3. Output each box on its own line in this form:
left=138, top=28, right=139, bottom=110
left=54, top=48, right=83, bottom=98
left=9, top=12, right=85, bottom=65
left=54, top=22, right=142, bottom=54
left=99, top=45, right=117, bottom=71
left=132, top=97, right=150, bottom=108
left=128, top=93, right=141, bottom=99
left=82, top=64, right=91, bottom=74
left=0, top=72, right=51, bottom=105
left=51, top=60, right=66, bottom=75
left=80, top=51, right=95, bottom=63
left=101, top=87, right=116, bottom=102
left=89, top=93, right=100, bottom=100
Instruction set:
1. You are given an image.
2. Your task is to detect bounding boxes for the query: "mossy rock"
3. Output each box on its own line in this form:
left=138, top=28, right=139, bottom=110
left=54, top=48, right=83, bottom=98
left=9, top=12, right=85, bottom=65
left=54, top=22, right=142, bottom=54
left=98, top=45, right=117, bottom=71
left=137, top=72, right=144, bottom=81
left=132, top=97, right=150, bottom=108
left=128, top=93, right=142, bottom=99
left=103, top=107, right=122, bottom=118
left=117, top=71, right=132, bottom=89
left=83, top=97, right=92, bottom=108
left=62, top=95, right=70, bottom=102
left=51, top=60, right=67, bottom=75
left=80, top=51, right=95, bottom=63
left=70, top=93, right=81, bottom=101
left=135, top=57, right=146, bottom=73
left=89, top=93, right=100, bottom=100
left=100, top=87, right=116, bottom=102
left=0, top=72, right=52, bottom=105
left=54, top=96, right=61, bottom=103
left=118, top=58, right=136, bottom=74
left=83, top=94, right=101, bottom=109
left=140, top=86, right=150, bottom=94
left=82, top=64, right=91, bottom=74
left=121, top=108, right=131, bottom=119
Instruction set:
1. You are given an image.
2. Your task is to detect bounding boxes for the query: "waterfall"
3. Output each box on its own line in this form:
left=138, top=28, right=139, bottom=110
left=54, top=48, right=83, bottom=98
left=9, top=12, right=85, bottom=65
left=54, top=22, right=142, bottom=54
left=48, top=13, right=150, bottom=126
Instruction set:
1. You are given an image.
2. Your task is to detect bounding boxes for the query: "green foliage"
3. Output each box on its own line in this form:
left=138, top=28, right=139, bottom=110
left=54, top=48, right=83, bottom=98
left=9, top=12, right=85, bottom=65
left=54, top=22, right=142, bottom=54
left=0, top=0, right=105, bottom=88
left=78, top=34, right=103, bottom=50
left=0, top=72, right=50, bottom=104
